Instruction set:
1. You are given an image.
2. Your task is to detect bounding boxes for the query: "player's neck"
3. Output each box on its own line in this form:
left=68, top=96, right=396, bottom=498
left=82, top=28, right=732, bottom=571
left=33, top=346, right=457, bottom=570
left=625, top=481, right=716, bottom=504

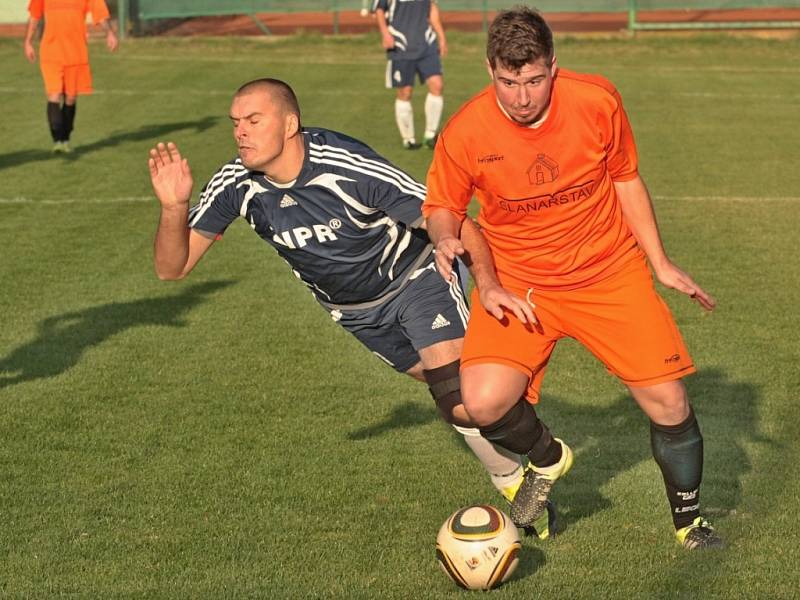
left=264, top=134, right=305, bottom=184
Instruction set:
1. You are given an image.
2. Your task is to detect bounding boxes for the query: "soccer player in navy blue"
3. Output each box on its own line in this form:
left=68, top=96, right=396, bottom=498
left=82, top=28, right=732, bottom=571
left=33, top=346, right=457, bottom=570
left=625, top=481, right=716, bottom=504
left=148, top=79, right=560, bottom=534
left=371, top=0, right=446, bottom=149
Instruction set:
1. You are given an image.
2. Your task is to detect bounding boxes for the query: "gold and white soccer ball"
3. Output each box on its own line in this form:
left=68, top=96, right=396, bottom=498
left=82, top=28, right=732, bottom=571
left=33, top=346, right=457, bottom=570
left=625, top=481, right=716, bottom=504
left=435, top=504, right=521, bottom=590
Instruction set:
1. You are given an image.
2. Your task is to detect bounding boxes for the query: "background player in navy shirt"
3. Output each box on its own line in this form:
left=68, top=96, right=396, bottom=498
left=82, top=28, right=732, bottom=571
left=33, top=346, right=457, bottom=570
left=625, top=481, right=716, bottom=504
left=147, top=79, right=560, bottom=533
left=371, top=0, right=446, bottom=149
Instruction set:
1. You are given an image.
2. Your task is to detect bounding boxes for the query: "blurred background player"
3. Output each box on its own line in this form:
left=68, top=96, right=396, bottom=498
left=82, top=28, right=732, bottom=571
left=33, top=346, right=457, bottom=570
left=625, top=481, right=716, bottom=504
left=370, top=0, right=447, bottom=150
left=24, top=0, right=118, bottom=154
left=147, top=78, right=562, bottom=534
left=424, top=7, right=723, bottom=549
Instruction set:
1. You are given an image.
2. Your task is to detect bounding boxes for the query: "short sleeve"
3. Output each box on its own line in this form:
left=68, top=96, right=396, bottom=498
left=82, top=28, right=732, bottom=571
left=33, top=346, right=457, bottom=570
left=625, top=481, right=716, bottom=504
left=422, top=131, right=474, bottom=221
left=28, top=0, right=44, bottom=19
left=89, top=0, right=110, bottom=24
left=605, top=89, right=639, bottom=182
left=188, top=171, right=244, bottom=237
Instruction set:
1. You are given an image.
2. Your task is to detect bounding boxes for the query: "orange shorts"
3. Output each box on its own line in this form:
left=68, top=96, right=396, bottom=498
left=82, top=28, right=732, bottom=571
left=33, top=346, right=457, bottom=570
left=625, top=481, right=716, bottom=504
left=462, top=257, right=695, bottom=403
left=40, top=61, right=93, bottom=97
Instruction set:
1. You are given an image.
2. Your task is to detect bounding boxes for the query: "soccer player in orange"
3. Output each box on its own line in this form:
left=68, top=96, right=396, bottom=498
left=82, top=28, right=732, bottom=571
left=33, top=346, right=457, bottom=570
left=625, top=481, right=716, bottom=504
left=423, top=6, right=723, bottom=549
left=24, top=0, right=118, bottom=153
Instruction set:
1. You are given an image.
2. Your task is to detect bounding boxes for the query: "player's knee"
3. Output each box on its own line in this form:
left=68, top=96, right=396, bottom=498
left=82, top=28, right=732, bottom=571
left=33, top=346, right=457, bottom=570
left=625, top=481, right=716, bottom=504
left=631, top=379, right=689, bottom=423
left=478, top=397, right=549, bottom=456
left=460, top=379, right=517, bottom=426
left=424, top=360, right=473, bottom=427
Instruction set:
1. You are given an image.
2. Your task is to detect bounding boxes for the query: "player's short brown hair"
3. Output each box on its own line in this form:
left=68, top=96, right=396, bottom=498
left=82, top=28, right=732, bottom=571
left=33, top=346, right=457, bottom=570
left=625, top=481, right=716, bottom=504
left=487, top=6, right=554, bottom=71
left=236, top=78, right=301, bottom=123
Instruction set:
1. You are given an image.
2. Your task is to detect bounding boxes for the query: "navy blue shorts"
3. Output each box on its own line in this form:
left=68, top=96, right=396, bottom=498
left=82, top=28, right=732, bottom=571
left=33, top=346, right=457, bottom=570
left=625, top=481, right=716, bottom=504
left=385, top=50, right=442, bottom=88
left=333, top=260, right=468, bottom=372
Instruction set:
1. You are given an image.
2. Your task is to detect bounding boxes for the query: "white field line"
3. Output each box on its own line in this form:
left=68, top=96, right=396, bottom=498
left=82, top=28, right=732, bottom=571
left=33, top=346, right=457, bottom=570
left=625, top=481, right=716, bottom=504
left=1, top=85, right=796, bottom=101
left=1, top=195, right=798, bottom=206
left=89, top=53, right=800, bottom=74
left=0, top=86, right=796, bottom=102
left=652, top=195, right=800, bottom=202
left=0, top=196, right=152, bottom=205
left=0, top=86, right=385, bottom=97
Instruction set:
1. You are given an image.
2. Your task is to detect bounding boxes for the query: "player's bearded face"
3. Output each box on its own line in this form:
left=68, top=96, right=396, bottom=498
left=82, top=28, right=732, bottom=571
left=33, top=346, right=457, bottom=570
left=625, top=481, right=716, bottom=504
left=229, top=92, right=287, bottom=172
left=489, top=57, right=556, bottom=126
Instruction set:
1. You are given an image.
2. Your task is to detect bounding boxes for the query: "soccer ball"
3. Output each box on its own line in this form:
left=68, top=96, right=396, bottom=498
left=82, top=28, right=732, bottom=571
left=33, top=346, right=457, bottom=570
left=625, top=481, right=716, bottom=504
left=435, top=504, right=521, bottom=590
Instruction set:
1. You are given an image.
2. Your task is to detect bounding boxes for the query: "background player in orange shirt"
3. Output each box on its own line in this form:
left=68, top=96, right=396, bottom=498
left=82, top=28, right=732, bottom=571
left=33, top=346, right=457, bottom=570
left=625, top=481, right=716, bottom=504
left=424, top=6, right=723, bottom=549
left=24, top=0, right=118, bottom=153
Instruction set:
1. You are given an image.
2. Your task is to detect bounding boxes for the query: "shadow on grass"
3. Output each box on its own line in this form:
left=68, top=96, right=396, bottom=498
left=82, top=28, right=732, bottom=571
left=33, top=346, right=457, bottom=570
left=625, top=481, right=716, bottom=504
left=540, top=367, right=762, bottom=532
left=0, top=280, right=234, bottom=390
left=346, top=368, right=762, bottom=535
left=348, top=400, right=438, bottom=440
left=0, top=116, right=219, bottom=170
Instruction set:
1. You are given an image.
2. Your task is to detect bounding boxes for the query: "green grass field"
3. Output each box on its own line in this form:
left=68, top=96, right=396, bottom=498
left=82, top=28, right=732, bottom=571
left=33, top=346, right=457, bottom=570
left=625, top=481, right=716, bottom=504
left=1, top=30, right=799, bottom=598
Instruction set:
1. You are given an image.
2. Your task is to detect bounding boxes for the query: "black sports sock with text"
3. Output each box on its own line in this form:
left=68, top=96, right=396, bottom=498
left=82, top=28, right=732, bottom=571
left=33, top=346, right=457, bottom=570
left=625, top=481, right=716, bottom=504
left=650, top=408, right=704, bottom=529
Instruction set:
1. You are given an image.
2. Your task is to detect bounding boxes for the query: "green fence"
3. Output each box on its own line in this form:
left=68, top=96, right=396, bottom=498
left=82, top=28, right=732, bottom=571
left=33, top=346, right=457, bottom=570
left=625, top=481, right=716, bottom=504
left=123, top=0, right=800, bottom=36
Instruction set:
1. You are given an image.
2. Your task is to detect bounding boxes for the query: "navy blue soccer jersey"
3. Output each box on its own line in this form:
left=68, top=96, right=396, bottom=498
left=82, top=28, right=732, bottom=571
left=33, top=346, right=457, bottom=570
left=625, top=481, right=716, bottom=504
left=372, top=0, right=438, bottom=60
left=188, top=127, right=433, bottom=309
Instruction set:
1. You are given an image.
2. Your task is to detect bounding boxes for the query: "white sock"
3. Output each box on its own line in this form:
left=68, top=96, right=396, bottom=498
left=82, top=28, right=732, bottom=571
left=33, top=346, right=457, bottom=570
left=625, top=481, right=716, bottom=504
left=394, top=99, right=415, bottom=143
left=424, top=93, right=444, bottom=140
left=454, top=425, right=523, bottom=493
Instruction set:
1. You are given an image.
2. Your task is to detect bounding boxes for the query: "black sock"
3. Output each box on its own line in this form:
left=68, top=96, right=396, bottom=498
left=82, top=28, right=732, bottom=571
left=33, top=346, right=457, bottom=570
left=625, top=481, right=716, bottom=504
left=47, top=101, right=63, bottom=142
left=62, top=103, right=76, bottom=141
left=650, top=408, right=704, bottom=530
left=479, top=399, right=562, bottom=467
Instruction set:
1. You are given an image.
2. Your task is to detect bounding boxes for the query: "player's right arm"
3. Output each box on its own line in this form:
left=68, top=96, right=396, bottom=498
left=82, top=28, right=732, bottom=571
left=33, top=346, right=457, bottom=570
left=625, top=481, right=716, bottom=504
left=148, top=142, right=214, bottom=280
left=23, top=17, right=40, bottom=63
left=373, top=3, right=395, bottom=50
left=425, top=134, right=535, bottom=324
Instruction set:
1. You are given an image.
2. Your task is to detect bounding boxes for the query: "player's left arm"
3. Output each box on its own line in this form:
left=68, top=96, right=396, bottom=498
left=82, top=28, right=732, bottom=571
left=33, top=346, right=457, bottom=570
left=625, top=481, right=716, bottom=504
left=615, top=175, right=716, bottom=311
left=429, top=1, right=447, bottom=57
left=90, top=0, right=118, bottom=51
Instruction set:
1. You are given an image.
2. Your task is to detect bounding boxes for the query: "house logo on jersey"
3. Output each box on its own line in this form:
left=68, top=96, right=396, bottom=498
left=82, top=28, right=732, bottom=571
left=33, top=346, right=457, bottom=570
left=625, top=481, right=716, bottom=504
left=527, top=153, right=559, bottom=185
left=279, top=194, right=297, bottom=208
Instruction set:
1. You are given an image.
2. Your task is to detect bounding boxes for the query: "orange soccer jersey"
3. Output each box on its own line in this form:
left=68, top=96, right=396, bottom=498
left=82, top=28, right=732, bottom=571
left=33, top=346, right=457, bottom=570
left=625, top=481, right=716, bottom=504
left=424, top=69, right=645, bottom=291
left=28, top=0, right=109, bottom=66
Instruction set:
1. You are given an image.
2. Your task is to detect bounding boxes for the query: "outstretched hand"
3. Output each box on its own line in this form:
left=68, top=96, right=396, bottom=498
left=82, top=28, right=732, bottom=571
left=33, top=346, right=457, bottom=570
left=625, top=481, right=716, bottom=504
left=148, top=142, right=193, bottom=209
left=655, top=261, right=716, bottom=311
left=480, top=283, right=538, bottom=325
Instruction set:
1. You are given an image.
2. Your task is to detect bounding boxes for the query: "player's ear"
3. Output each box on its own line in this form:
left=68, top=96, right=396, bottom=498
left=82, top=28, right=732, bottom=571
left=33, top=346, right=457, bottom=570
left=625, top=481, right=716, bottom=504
left=550, top=55, right=558, bottom=77
left=485, top=58, right=495, bottom=81
left=285, top=112, right=300, bottom=138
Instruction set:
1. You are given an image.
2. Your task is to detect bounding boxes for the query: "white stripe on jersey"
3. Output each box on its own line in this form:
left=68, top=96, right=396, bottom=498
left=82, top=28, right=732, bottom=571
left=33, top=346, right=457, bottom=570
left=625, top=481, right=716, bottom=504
left=309, top=142, right=426, bottom=200
left=199, top=161, right=245, bottom=203
left=307, top=172, right=407, bottom=280
left=310, top=141, right=426, bottom=194
left=236, top=178, right=272, bottom=218
left=448, top=270, right=470, bottom=327
left=311, top=155, right=427, bottom=207
left=425, top=26, right=436, bottom=45
left=306, top=172, right=375, bottom=216
left=189, top=161, right=247, bottom=227
left=387, top=229, right=412, bottom=280
left=388, top=25, right=408, bottom=51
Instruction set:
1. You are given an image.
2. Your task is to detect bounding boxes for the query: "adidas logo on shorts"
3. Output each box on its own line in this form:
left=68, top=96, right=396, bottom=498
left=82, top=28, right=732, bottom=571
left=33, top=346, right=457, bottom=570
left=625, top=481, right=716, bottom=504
left=431, top=313, right=451, bottom=330
left=280, top=194, right=298, bottom=208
